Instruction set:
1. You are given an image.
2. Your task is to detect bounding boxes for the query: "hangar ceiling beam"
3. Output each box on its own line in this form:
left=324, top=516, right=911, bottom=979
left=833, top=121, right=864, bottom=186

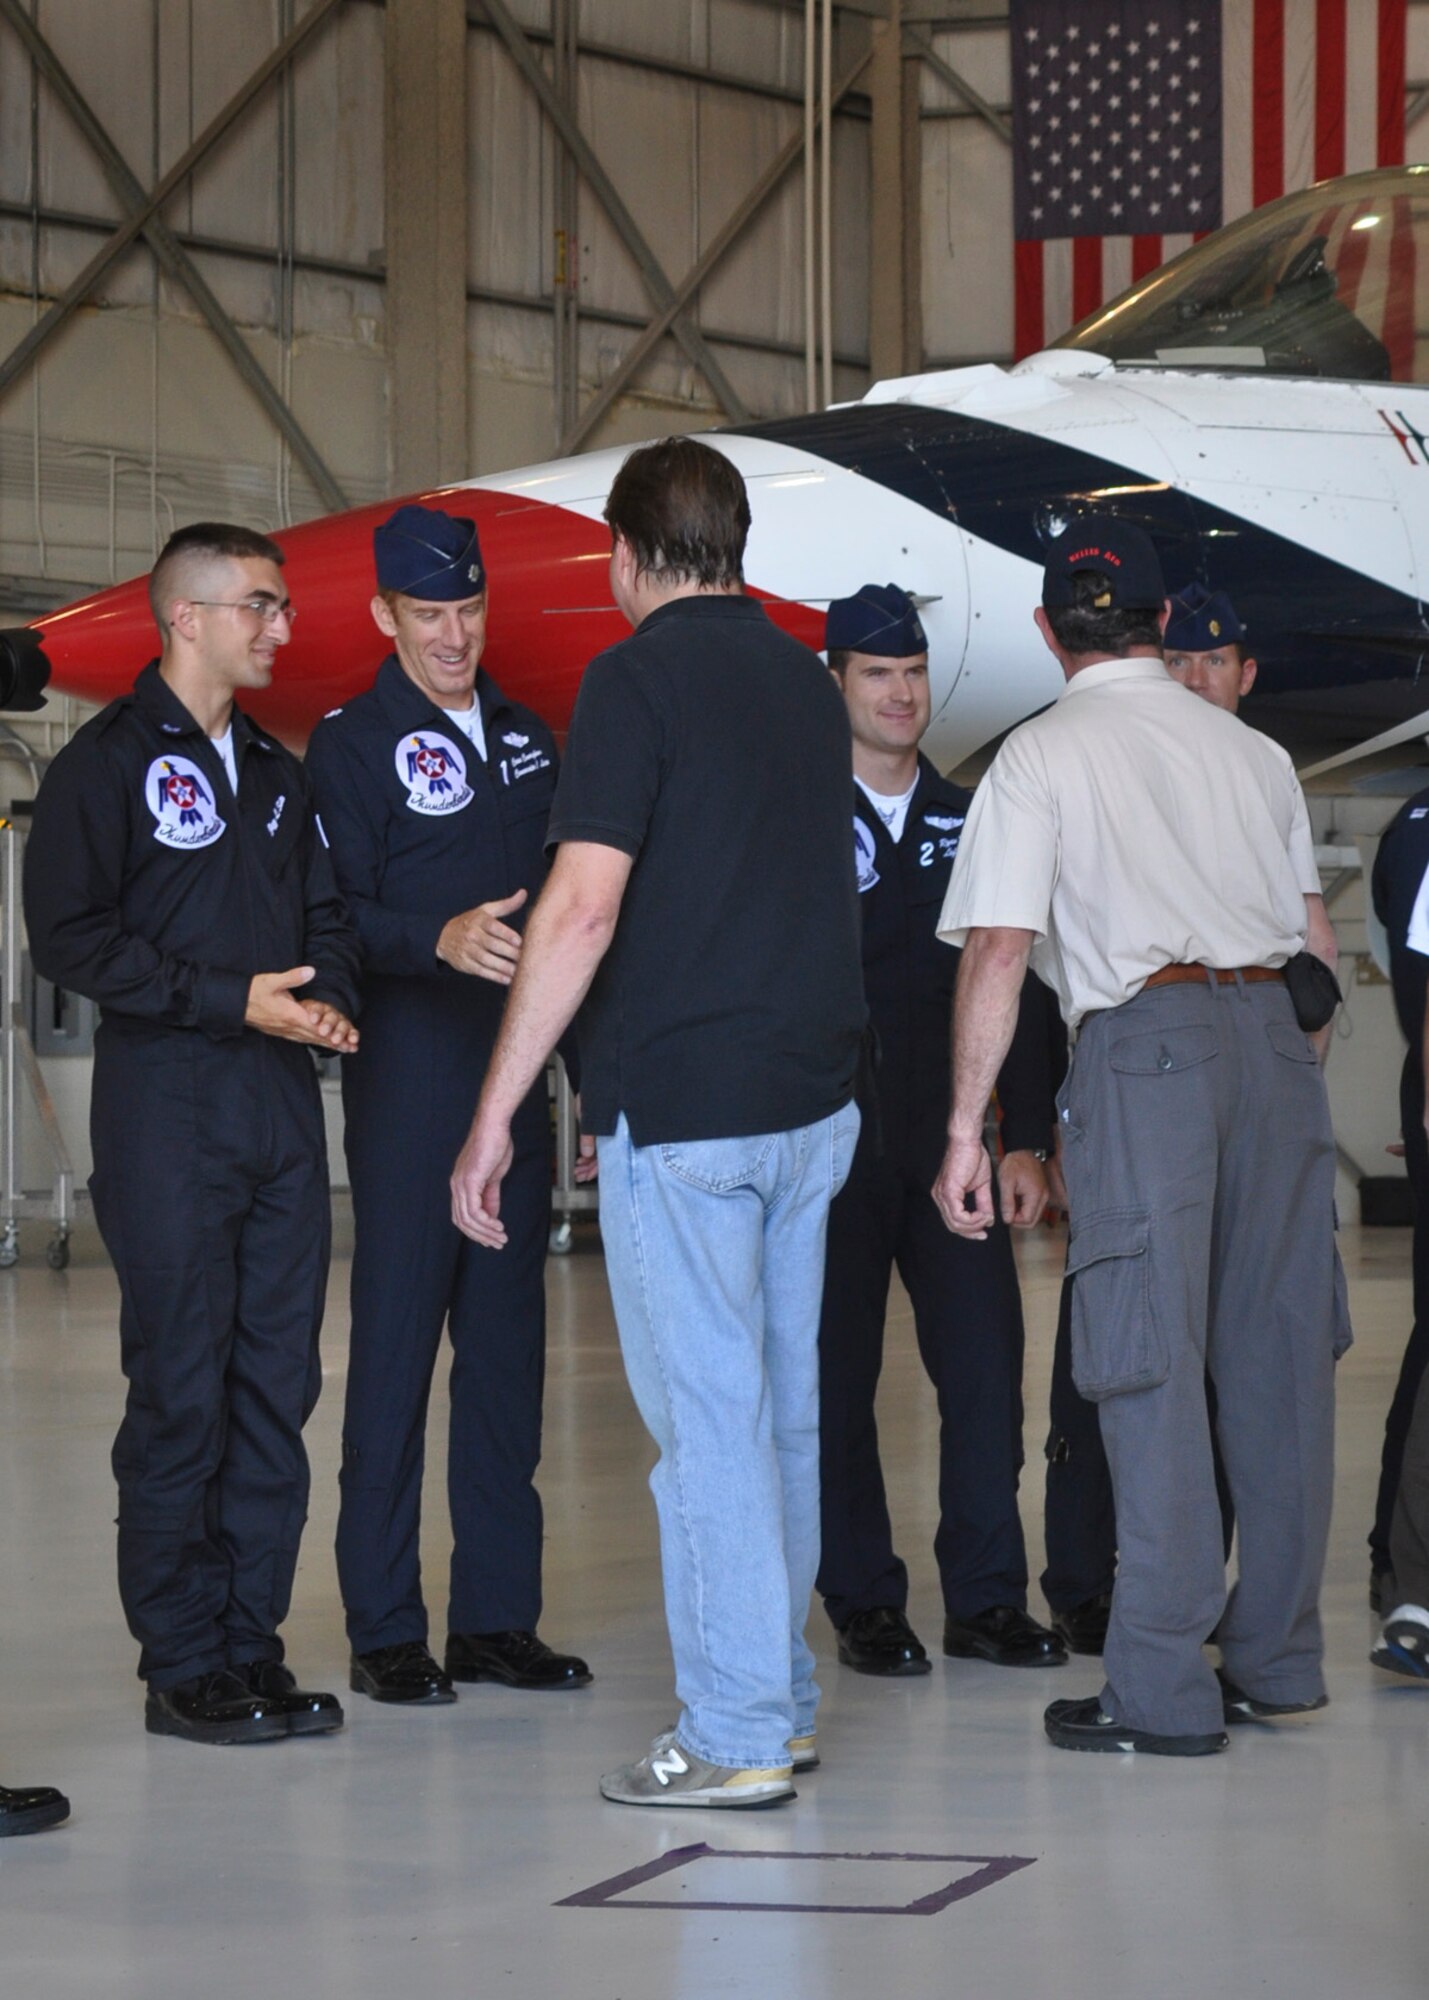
left=0, top=198, right=873, bottom=369
left=0, top=0, right=349, bottom=513
left=902, top=25, right=1011, bottom=143
left=465, top=13, right=872, bottom=112
left=869, top=0, right=922, bottom=381
left=471, top=0, right=751, bottom=427
left=0, top=0, right=346, bottom=411
left=386, top=0, right=469, bottom=489
left=560, top=42, right=876, bottom=457
left=550, top=0, right=579, bottom=447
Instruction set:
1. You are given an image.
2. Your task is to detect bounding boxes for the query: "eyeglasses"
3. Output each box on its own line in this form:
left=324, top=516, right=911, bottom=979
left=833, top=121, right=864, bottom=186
left=186, top=597, right=297, bottom=626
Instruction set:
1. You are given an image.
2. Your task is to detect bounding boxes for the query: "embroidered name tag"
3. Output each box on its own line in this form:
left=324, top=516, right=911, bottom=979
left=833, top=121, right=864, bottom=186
left=500, top=746, right=553, bottom=785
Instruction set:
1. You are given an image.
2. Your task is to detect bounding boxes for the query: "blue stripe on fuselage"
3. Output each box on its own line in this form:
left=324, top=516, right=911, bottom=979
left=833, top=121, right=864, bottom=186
left=731, top=403, right=1429, bottom=742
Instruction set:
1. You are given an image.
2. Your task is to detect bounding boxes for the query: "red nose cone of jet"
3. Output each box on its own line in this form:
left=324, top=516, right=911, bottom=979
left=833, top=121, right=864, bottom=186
left=29, top=487, right=625, bottom=747
left=27, top=483, right=826, bottom=747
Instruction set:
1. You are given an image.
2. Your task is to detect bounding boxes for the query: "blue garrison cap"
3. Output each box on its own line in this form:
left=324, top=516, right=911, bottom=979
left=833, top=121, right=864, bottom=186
left=373, top=504, right=485, bottom=600
left=1164, top=582, right=1247, bottom=652
left=825, top=583, right=927, bottom=658
left=1042, top=518, right=1165, bottom=610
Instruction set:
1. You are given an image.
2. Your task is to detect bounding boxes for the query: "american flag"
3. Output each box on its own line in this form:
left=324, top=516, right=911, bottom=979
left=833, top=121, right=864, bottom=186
left=1011, top=0, right=1408, bottom=359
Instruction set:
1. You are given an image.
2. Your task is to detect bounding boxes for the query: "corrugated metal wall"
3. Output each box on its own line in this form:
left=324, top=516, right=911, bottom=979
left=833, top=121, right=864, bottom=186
left=0, top=1, right=879, bottom=602
left=0, top=0, right=387, bottom=595
left=466, top=0, right=871, bottom=460
left=2, top=1, right=1428, bottom=607
left=919, top=22, right=1013, bottom=369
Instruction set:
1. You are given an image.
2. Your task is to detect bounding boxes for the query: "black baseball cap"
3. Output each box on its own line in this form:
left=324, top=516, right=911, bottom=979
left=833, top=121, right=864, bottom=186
left=1041, top=518, right=1166, bottom=610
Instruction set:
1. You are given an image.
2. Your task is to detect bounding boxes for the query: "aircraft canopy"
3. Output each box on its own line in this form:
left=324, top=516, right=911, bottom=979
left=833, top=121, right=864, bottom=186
left=1057, top=166, right=1429, bottom=385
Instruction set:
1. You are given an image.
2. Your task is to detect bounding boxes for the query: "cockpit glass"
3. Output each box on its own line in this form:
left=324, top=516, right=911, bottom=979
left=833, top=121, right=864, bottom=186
left=1055, top=168, right=1429, bottom=383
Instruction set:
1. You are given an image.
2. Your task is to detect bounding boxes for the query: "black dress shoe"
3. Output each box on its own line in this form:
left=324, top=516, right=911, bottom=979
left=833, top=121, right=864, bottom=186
left=236, top=1660, right=344, bottom=1735
left=835, top=1606, right=932, bottom=1678
left=350, top=1640, right=456, bottom=1705
left=445, top=1630, right=592, bottom=1689
left=1045, top=1694, right=1227, bottom=1757
left=145, top=1668, right=290, bottom=1744
left=1050, top=1593, right=1113, bottom=1657
left=0, top=1783, right=69, bottom=1836
left=943, top=1604, right=1068, bottom=1668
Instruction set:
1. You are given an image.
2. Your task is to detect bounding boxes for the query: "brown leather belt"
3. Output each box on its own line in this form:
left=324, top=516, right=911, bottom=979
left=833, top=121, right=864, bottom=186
left=1141, top=964, right=1285, bottom=991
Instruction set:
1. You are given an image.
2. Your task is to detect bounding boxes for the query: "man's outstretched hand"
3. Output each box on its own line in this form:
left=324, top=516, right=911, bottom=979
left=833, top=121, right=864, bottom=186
left=437, top=890, right=528, bottom=984
left=246, top=967, right=359, bottom=1052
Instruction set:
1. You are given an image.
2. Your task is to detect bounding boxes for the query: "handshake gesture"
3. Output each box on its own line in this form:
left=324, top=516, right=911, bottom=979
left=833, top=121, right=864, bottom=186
left=245, top=966, right=359, bottom=1053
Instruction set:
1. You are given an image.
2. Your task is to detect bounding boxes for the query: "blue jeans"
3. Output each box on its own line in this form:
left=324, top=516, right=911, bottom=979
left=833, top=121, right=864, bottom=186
left=597, top=1104, right=860, bottom=1769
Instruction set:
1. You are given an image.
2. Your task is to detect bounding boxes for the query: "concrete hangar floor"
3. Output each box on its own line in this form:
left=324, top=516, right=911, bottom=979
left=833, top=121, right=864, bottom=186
left=1, top=1210, right=1423, bottom=1999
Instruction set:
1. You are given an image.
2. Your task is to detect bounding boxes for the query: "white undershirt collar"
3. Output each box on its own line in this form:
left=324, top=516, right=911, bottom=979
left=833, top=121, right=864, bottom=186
left=856, top=773, right=919, bottom=845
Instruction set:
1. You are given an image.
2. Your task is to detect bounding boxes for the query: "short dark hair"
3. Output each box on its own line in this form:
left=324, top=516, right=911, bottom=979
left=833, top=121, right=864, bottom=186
left=603, top=437, right=750, bottom=589
left=826, top=648, right=853, bottom=675
left=149, top=521, right=284, bottom=632
left=1044, top=569, right=1163, bottom=657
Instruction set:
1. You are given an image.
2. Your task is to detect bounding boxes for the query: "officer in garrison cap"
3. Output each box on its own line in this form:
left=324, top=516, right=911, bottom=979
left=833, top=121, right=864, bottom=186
left=819, top=582, right=1065, bottom=1679
left=935, top=520, right=1344, bottom=1756
left=1162, top=584, right=1259, bottom=713
left=306, top=503, right=590, bottom=1705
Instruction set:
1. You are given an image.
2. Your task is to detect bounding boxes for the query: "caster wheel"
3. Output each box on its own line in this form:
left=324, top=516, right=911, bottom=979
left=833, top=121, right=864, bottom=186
left=548, top=1219, right=574, bottom=1256
left=0, top=1231, right=18, bottom=1270
left=46, top=1235, right=70, bottom=1271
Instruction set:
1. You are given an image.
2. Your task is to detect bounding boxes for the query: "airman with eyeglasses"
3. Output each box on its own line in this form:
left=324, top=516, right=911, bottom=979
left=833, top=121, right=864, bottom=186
left=182, top=594, right=298, bottom=626
left=23, top=520, right=363, bottom=1750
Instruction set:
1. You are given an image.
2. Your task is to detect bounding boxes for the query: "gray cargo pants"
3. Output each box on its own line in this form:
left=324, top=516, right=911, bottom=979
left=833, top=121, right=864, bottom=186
left=1060, top=974, right=1348, bottom=1738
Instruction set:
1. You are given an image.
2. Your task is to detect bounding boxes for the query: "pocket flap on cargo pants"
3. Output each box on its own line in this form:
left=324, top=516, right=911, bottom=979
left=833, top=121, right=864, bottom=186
left=1064, top=1207, right=1170, bottom=1401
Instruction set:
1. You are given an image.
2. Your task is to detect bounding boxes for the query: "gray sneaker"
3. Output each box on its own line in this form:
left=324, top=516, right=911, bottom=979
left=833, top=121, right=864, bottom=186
left=599, top=1731, right=795, bottom=1808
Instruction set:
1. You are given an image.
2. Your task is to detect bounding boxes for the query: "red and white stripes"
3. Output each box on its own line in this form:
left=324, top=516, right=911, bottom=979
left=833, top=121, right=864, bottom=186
left=1013, top=0, right=1408, bottom=358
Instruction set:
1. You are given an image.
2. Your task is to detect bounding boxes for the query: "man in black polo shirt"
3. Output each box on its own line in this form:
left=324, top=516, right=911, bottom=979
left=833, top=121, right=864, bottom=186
left=452, top=436, right=865, bottom=1809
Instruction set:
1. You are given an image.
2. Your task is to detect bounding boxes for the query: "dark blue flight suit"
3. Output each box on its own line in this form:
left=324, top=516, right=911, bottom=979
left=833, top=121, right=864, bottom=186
left=24, top=662, right=359, bottom=1690
left=305, top=658, right=559, bottom=1653
left=817, top=758, right=1055, bottom=1628
left=1369, top=786, right=1429, bottom=1583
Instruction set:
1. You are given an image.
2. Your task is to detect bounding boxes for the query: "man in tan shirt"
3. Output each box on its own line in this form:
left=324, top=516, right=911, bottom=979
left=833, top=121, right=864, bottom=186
left=1041, top=581, right=1337, bottom=1656
left=933, top=519, right=1347, bottom=1756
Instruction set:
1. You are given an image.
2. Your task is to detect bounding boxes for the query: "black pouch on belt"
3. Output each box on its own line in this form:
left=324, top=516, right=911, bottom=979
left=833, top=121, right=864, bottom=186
left=1282, top=950, right=1342, bottom=1032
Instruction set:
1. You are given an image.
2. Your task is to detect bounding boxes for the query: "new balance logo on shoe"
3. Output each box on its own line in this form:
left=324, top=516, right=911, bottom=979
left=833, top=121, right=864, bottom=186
left=650, top=1743, right=690, bottom=1786
left=599, top=1730, right=797, bottom=1808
